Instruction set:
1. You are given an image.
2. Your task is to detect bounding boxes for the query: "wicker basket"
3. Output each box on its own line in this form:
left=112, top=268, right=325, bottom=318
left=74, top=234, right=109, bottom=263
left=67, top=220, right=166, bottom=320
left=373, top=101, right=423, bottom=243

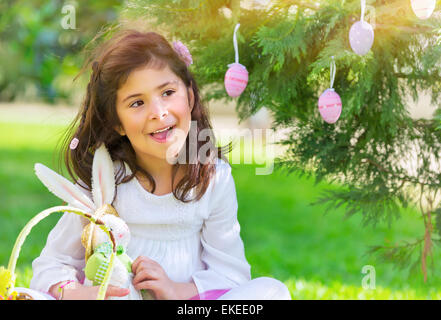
left=2, top=206, right=116, bottom=300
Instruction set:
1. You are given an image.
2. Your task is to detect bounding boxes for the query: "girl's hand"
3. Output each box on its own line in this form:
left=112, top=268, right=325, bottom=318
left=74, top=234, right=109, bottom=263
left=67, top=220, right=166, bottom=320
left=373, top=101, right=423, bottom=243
left=132, top=256, right=177, bottom=300
left=50, top=281, right=129, bottom=300
left=132, top=256, right=199, bottom=300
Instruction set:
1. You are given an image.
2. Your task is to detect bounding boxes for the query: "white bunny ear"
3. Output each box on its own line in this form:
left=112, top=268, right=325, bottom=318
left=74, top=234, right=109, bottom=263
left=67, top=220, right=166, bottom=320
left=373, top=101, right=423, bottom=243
left=34, top=163, right=95, bottom=212
left=91, top=143, right=115, bottom=207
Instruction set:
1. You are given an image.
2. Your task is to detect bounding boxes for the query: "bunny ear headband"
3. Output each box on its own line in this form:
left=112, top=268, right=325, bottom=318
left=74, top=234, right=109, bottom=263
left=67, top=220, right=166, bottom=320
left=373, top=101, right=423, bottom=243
left=69, top=41, right=193, bottom=152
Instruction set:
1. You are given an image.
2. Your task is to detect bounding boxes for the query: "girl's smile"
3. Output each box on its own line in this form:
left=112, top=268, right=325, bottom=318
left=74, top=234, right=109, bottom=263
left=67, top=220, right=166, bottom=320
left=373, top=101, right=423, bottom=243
left=148, top=124, right=176, bottom=143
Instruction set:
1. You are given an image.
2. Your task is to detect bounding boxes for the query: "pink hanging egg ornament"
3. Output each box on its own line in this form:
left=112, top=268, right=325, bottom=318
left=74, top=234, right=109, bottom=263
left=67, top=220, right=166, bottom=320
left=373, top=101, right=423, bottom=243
left=318, top=89, right=342, bottom=124
left=224, top=23, right=248, bottom=98
left=349, top=20, right=374, bottom=56
left=411, top=0, right=436, bottom=20
left=224, top=62, right=249, bottom=97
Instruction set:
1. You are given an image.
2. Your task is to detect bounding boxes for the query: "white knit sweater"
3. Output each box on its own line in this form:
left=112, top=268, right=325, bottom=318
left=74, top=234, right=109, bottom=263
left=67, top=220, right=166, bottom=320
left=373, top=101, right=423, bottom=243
left=30, top=158, right=251, bottom=295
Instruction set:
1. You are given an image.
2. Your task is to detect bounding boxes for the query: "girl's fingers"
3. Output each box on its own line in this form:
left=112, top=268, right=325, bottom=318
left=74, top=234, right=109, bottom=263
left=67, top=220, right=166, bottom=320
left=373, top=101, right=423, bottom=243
left=131, top=256, right=148, bottom=273
left=131, top=256, right=158, bottom=274
left=132, top=268, right=160, bottom=285
left=133, top=280, right=158, bottom=292
left=105, top=285, right=130, bottom=298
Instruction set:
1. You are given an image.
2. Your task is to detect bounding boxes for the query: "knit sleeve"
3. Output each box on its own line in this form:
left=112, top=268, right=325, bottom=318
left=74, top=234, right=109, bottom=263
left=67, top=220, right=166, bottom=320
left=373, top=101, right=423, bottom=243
left=191, top=160, right=251, bottom=294
left=29, top=181, right=91, bottom=293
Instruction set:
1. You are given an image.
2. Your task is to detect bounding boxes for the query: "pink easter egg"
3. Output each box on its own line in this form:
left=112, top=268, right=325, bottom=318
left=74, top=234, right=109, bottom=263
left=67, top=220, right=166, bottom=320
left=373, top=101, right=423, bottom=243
left=318, top=89, right=342, bottom=124
left=349, top=21, right=374, bottom=56
left=224, top=62, right=248, bottom=97
left=411, top=0, right=436, bottom=19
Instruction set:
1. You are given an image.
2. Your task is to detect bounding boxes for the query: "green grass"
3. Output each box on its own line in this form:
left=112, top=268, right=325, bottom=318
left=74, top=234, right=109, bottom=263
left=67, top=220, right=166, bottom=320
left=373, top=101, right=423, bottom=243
left=231, top=163, right=441, bottom=299
left=1, top=121, right=440, bottom=299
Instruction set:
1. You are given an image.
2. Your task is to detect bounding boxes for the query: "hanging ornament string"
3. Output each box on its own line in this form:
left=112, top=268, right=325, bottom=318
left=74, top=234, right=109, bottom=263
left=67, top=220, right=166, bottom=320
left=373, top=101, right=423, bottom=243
left=360, top=0, right=366, bottom=23
left=233, top=23, right=241, bottom=64
left=329, top=56, right=336, bottom=90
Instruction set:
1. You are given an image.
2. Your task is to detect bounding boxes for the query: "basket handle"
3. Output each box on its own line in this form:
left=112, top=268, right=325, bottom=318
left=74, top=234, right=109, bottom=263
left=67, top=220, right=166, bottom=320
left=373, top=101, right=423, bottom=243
left=7, top=205, right=116, bottom=300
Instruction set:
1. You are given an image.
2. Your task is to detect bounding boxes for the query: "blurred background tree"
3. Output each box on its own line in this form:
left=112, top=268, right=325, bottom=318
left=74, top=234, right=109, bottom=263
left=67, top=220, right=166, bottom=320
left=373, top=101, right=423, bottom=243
left=120, top=0, right=441, bottom=281
left=0, top=0, right=122, bottom=103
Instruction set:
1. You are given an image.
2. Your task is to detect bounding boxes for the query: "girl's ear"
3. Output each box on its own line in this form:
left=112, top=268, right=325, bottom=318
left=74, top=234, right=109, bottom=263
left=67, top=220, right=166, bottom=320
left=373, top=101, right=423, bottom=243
left=188, top=85, right=195, bottom=112
left=114, top=125, right=126, bottom=136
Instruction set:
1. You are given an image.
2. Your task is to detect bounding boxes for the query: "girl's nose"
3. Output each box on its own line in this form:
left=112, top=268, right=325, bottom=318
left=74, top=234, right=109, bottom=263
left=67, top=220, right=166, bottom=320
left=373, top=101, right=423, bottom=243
left=149, top=99, right=169, bottom=120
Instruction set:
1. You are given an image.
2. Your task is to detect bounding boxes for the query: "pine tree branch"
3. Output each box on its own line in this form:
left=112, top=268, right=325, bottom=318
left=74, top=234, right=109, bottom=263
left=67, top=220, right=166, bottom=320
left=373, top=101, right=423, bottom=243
left=369, top=237, right=424, bottom=271
left=374, top=237, right=424, bottom=251
left=394, top=72, right=441, bottom=81
left=361, top=157, right=434, bottom=187
left=375, top=23, right=434, bottom=34
left=285, top=0, right=319, bottom=11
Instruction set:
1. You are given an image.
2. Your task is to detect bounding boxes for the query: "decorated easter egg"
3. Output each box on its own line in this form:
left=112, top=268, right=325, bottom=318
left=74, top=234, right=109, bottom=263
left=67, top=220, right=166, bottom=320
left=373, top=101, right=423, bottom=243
left=224, top=62, right=249, bottom=97
left=349, top=20, right=374, bottom=56
left=318, top=89, right=342, bottom=124
left=411, top=0, right=436, bottom=19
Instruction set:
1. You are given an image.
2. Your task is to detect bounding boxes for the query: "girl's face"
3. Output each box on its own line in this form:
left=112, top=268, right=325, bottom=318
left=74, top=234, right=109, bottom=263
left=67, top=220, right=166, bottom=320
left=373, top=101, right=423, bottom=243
left=115, top=64, right=194, bottom=164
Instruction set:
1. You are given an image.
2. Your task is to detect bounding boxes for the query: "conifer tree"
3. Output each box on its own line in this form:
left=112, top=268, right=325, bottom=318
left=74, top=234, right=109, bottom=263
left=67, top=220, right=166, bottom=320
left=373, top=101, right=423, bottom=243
left=121, top=0, right=441, bottom=281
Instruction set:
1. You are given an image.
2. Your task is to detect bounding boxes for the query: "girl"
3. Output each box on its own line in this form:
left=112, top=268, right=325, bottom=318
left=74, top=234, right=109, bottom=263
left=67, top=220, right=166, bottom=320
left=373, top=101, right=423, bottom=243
left=30, top=29, right=291, bottom=300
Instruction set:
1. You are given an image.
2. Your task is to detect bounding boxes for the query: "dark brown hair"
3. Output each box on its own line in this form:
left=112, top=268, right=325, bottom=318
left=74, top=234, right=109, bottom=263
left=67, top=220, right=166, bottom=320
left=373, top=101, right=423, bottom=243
left=61, top=29, right=231, bottom=203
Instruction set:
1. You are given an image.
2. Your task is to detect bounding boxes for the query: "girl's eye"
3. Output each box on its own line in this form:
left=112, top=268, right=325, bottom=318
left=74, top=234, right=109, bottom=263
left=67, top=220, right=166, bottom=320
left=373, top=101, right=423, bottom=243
left=130, top=100, right=144, bottom=108
left=162, top=90, right=175, bottom=97
left=129, top=90, right=174, bottom=108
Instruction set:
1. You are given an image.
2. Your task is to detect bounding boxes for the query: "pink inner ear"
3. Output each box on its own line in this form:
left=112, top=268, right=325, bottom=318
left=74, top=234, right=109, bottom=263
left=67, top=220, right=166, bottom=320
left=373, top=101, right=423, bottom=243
left=61, top=183, right=91, bottom=210
left=99, top=168, right=105, bottom=204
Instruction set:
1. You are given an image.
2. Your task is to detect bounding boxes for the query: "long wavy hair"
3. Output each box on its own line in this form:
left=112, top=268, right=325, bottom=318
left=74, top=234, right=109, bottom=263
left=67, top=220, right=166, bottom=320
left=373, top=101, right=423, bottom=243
left=60, top=29, right=231, bottom=203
